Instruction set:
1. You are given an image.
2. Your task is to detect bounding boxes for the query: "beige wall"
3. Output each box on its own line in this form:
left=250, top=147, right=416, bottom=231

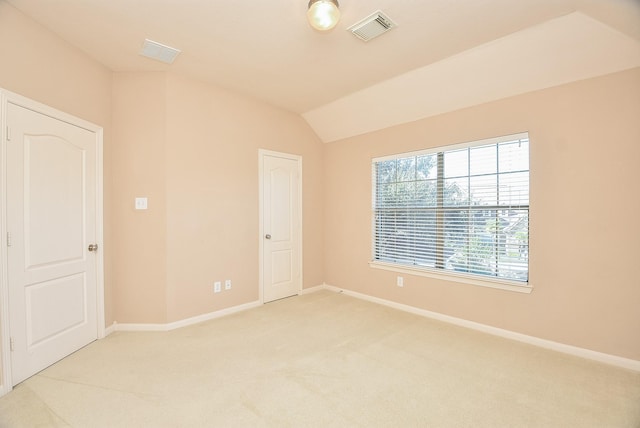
left=0, top=3, right=111, bottom=126
left=112, top=72, right=324, bottom=323
left=164, top=73, right=324, bottom=322
left=0, top=3, right=112, bottom=388
left=111, top=73, right=168, bottom=323
left=324, top=67, right=640, bottom=360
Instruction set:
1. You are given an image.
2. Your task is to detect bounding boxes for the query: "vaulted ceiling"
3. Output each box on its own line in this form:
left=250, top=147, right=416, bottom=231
left=6, top=0, right=640, bottom=141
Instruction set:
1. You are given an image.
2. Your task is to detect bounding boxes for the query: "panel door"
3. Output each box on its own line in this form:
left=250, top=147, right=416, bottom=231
left=262, top=154, right=301, bottom=303
left=7, top=103, right=98, bottom=385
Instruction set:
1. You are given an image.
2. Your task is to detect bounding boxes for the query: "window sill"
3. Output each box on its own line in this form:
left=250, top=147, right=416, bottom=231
left=369, top=261, right=532, bottom=294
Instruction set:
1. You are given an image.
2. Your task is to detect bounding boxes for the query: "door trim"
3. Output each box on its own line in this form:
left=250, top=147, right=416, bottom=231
left=0, top=89, right=104, bottom=396
left=258, top=149, right=302, bottom=304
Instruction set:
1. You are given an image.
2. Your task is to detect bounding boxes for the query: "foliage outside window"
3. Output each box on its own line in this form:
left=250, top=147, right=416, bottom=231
left=372, top=133, right=529, bottom=286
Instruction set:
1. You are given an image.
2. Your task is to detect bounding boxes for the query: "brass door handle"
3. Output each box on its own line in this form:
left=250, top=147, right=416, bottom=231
left=88, top=244, right=99, bottom=252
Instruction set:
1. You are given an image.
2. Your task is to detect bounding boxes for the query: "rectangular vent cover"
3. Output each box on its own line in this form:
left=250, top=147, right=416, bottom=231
left=348, top=10, right=397, bottom=42
left=140, top=39, right=181, bottom=64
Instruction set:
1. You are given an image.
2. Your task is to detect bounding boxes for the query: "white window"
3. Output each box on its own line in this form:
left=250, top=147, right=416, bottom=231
left=371, top=133, right=530, bottom=291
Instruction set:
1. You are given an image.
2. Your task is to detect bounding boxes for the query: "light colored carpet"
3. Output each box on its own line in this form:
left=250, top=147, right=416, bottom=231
left=1, top=290, right=639, bottom=427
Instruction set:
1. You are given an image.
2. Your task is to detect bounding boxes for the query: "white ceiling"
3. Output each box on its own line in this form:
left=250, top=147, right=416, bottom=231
left=6, top=0, right=640, bottom=142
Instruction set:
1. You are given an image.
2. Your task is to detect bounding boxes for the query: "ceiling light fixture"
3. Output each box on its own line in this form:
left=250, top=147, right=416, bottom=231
left=307, top=0, right=340, bottom=31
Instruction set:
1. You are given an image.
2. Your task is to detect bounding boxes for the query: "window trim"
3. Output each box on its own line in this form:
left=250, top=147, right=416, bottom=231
left=370, top=132, right=532, bottom=293
left=369, top=260, right=532, bottom=293
left=371, top=132, right=530, bottom=163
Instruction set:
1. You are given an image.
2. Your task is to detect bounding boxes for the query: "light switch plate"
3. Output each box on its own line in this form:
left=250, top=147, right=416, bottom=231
left=135, top=197, right=148, bottom=210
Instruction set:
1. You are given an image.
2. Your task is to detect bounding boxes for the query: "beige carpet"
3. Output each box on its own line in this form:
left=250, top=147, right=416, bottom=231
left=1, top=290, right=639, bottom=427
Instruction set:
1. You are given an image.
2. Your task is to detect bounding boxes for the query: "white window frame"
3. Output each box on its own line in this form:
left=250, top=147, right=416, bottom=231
left=369, top=132, right=532, bottom=294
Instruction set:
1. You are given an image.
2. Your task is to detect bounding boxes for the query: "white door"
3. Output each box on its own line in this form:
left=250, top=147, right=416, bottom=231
left=7, top=102, right=98, bottom=385
left=261, top=152, right=301, bottom=303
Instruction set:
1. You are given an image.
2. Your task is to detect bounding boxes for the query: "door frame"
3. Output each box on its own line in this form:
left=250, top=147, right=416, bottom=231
left=0, top=89, right=105, bottom=396
left=258, top=149, right=303, bottom=304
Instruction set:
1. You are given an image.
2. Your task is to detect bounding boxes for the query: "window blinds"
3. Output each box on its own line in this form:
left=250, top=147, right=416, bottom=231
left=373, top=133, right=529, bottom=283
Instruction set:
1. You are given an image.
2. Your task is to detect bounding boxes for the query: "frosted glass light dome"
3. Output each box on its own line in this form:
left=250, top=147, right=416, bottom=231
left=307, top=0, right=340, bottom=31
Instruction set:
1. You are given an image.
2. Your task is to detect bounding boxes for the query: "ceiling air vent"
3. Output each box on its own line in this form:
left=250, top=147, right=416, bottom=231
left=348, top=10, right=397, bottom=42
left=139, top=39, right=181, bottom=64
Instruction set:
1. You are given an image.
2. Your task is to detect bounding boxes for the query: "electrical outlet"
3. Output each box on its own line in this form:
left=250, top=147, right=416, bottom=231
left=214, top=281, right=221, bottom=293
left=225, top=279, right=232, bottom=290
left=396, top=276, right=404, bottom=287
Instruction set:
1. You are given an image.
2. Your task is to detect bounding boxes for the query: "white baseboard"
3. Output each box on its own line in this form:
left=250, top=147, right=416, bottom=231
left=112, top=300, right=262, bottom=332
left=321, top=283, right=640, bottom=372
left=108, top=284, right=327, bottom=333
left=299, top=284, right=325, bottom=295
left=104, top=322, right=117, bottom=336
left=103, top=284, right=639, bottom=371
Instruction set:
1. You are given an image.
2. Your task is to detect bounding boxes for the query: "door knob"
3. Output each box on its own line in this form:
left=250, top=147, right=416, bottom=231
left=265, top=234, right=271, bottom=240
left=88, top=244, right=98, bottom=252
